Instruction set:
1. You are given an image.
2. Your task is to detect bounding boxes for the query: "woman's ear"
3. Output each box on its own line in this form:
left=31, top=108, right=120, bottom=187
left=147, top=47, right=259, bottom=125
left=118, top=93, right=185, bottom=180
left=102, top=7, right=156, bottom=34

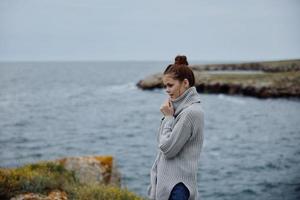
left=184, top=78, right=190, bottom=88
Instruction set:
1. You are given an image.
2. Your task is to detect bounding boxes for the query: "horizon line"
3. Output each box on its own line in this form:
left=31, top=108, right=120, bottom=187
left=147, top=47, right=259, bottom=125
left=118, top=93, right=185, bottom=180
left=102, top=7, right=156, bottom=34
left=0, top=57, right=299, bottom=64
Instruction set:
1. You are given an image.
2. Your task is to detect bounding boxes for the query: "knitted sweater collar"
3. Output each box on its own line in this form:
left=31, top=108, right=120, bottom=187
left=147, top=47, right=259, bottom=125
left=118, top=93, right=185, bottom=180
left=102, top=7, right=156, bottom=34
left=170, top=86, right=201, bottom=117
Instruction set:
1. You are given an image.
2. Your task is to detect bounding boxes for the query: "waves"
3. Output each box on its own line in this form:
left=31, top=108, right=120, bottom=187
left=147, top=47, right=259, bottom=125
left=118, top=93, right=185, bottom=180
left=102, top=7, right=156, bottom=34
left=105, top=82, right=138, bottom=93
left=217, top=94, right=246, bottom=105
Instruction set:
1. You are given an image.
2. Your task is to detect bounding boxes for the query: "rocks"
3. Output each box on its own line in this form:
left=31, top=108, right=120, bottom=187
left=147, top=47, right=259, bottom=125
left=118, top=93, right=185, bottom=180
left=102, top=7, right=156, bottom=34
left=7, top=156, right=121, bottom=200
left=2, top=156, right=143, bottom=200
left=11, top=190, right=67, bottom=200
left=136, top=60, right=300, bottom=99
left=195, top=81, right=300, bottom=99
left=136, top=72, right=163, bottom=89
left=54, top=155, right=121, bottom=186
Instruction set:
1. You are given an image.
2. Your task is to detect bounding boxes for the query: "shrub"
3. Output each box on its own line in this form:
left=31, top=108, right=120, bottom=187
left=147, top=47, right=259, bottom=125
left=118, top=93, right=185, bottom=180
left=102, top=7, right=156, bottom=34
left=0, top=162, right=144, bottom=200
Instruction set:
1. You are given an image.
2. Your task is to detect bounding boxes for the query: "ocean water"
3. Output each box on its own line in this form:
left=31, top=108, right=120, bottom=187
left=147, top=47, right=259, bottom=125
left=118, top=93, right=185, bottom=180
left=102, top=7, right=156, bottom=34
left=0, top=61, right=300, bottom=200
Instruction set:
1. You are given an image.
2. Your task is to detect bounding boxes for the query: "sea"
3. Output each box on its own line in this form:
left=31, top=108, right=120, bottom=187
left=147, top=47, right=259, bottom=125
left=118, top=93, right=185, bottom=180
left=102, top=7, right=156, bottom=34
left=0, top=61, right=300, bottom=200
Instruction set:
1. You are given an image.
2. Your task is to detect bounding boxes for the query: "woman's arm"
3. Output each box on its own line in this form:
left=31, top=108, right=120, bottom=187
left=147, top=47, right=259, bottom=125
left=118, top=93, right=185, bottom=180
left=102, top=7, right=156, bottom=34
left=158, top=113, right=193, bottom=159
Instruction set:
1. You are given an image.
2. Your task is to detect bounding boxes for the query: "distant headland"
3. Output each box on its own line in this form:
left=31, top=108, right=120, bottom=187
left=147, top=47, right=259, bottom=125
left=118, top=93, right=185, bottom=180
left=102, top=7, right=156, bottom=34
left=137, top=59, right=300, bottom=98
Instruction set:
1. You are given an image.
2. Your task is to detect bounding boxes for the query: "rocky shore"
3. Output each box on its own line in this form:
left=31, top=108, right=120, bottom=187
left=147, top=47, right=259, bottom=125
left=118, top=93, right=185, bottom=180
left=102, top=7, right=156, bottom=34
left=137, top=59, right=300, bottom=98
left=0, top=156, right=143, bottom=200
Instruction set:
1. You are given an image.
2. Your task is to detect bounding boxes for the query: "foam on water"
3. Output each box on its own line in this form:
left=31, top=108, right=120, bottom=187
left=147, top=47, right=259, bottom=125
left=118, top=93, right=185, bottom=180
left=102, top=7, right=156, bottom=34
left=217, top=94, right=246, bottom=105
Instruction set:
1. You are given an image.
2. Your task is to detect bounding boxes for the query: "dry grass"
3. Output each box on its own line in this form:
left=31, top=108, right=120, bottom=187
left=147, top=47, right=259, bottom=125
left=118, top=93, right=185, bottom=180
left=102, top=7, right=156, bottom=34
left=0, top=162, right=144, bottom=200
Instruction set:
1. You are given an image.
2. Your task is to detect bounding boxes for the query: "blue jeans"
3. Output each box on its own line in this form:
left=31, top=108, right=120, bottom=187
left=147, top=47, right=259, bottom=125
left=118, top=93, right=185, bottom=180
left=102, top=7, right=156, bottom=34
left=168, top=182, right=190, bottom=200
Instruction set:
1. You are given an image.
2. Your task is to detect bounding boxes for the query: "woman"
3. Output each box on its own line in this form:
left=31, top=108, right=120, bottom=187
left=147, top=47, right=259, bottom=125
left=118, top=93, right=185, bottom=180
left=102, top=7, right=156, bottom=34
left=148, top=57, right=204, bottom=200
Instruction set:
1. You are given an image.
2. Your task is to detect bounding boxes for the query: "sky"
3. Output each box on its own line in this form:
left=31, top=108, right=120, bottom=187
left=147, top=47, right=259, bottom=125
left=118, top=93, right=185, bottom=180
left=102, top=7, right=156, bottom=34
left=0, top=0, right=299, bottom=62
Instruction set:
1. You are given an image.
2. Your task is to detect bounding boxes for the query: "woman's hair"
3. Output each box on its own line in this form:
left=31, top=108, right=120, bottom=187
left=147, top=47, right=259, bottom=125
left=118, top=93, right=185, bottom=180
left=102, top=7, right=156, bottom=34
left=174, top=55, right=189, bottom=65
left=163, top=55, right=195, bottom=87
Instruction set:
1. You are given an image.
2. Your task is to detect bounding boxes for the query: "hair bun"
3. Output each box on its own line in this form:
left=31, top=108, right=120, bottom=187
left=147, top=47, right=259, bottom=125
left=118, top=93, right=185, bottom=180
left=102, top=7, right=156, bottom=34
left=174, top=55, right=189, bottom=65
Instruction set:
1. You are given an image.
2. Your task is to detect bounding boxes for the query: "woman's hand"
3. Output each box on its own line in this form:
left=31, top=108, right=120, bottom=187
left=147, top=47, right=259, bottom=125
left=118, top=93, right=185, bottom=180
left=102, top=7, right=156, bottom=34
left=160, top=99, right=174, bottom=116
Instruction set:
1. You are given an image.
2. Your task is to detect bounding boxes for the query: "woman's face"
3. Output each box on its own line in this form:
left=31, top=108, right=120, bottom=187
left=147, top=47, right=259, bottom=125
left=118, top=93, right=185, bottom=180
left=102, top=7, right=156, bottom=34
left=163, top=74, right=189, bottom=100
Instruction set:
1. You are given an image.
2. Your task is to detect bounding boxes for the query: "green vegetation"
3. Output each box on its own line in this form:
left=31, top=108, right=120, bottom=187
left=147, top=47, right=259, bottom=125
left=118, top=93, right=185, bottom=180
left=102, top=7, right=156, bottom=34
left=191, top=59, right=300, bottom=72
left=0, top=162, right=144, bottom=200
left=206, top=71, right=300, bottom=87
left=73, top=184, right=143, bottom=200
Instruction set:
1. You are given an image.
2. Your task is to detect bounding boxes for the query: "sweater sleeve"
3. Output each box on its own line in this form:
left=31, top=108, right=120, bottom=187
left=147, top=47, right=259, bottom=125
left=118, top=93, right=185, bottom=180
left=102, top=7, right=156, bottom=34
left=158, top=114, right=192, bottom=159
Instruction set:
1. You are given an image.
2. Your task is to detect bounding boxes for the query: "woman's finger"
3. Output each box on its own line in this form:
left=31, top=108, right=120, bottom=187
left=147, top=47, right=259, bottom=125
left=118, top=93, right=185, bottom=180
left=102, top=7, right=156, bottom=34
left=168, top=99, right=173, bottom=108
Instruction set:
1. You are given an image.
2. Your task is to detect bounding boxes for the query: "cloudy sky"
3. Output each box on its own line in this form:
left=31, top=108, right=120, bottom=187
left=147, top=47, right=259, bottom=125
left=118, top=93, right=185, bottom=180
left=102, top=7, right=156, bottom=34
left=0, top=0, right=299, bottom=61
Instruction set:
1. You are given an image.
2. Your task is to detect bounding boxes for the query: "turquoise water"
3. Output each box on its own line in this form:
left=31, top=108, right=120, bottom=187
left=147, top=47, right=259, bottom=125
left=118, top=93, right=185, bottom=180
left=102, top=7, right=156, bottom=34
left=0, top=61, right=300, bottom=199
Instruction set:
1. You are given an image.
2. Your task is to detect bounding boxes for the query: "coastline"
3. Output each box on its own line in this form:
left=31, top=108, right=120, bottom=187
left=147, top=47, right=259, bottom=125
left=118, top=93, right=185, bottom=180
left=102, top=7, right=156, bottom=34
left=137, top=59, right=300, bottom=98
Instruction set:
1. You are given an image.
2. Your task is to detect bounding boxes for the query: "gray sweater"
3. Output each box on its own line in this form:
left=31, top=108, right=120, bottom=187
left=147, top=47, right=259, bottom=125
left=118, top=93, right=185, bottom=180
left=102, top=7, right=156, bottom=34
left=148, top=86, right=204, bottom=200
